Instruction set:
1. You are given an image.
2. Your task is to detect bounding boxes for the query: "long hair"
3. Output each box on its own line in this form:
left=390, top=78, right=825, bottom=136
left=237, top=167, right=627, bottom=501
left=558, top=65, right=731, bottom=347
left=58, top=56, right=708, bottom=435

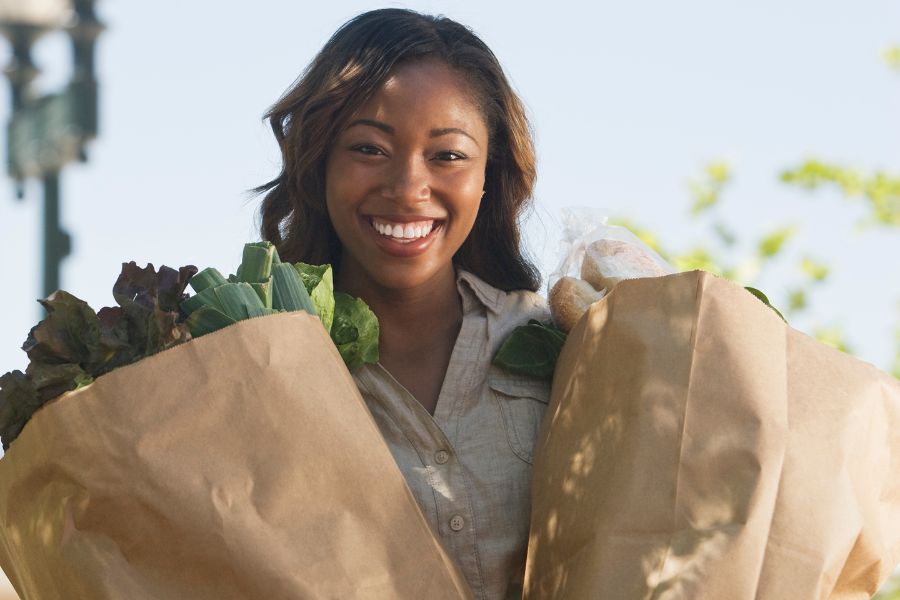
left=256, top=8, right=540, bottom=292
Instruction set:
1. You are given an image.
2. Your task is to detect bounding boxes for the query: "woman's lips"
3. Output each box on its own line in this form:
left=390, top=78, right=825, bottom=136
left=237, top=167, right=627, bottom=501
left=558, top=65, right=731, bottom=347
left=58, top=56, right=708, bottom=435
left=362, top=215, right=444, bottom=257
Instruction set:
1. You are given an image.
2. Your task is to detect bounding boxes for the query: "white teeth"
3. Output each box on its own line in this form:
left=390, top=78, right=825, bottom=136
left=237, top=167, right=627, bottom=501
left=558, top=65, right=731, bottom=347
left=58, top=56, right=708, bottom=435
left=371, top=218, right=436, bottom=240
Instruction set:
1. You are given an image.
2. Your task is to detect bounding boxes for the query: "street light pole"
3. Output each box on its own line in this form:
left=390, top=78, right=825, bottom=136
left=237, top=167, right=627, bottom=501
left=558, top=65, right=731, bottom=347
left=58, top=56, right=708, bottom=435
left=42, top=170, right=66, bottom=295
left=0, top=0, right=103, bottom=299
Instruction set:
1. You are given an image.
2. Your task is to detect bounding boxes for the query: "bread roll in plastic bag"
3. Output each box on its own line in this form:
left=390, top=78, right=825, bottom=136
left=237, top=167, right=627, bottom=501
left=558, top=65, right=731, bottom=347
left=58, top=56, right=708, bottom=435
left=547, top=209, right=675, bottom=331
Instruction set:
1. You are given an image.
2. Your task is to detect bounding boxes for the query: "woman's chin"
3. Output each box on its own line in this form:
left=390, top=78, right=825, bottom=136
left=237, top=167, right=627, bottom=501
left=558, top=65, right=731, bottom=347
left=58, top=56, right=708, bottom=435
left=358, top=261, right=456, bottom=296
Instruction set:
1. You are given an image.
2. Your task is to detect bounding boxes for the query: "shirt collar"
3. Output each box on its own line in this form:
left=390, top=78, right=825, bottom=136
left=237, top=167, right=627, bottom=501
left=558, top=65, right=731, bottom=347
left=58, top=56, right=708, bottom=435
left=455, top=268, right=505, bottom=315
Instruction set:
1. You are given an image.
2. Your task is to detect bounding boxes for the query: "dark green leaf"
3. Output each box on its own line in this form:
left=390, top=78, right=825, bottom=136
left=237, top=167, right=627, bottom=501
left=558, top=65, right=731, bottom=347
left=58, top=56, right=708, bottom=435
left=92, top=306, right=139, bottom=373
left=156, top=265, right=199, bottom=313
left=744, top=286, right=787, bottom=322
left=23, top=291, right=101, bottom=366
left=26, top=362, right=92, bottom=403
left=493, top=320, right=568, bottom=379
left=0, top=371, right=41, bottom=451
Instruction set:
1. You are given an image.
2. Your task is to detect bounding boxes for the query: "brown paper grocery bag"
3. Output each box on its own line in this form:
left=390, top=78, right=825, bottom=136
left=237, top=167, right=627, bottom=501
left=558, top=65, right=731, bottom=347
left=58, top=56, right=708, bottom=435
left=525, top=270, right=900, bottom=599
left=0, top=312, right=472, bottom=600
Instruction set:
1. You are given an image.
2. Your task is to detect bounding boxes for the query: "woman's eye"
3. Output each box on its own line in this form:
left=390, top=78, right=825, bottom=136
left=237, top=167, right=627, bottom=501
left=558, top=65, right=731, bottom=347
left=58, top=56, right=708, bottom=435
left=434, top=150, right=467, bottom=161
left=352, top=144, right=385, bottom=156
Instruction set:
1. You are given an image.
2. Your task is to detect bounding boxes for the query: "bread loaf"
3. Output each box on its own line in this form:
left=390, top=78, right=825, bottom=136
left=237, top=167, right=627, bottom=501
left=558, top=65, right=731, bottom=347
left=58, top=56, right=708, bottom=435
left=549, top=276, right=605, bottom=333
left=581, top=239, right=671, bottom=291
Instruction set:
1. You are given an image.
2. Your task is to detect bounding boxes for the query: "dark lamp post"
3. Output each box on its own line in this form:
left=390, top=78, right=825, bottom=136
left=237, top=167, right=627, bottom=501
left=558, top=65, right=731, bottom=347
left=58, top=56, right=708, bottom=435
left=0, top=0, right=103, bottom=299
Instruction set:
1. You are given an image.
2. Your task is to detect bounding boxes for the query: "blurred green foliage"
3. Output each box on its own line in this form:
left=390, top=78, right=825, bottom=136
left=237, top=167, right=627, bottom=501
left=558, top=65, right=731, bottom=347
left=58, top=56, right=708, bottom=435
left=688, top=160, right=732, bottom=215
left=780, top=160, right=900, bottom=227
left=884, top=45, right=900, bottom=71
left=800, top=257, right=829, bottom=282
left=757, top=225, right=797, bottom=258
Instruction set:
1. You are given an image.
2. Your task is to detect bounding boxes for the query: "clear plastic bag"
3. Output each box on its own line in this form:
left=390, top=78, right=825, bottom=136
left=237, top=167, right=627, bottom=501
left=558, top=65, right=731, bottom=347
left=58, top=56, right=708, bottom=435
left=547, top=208, right=676, bottom=331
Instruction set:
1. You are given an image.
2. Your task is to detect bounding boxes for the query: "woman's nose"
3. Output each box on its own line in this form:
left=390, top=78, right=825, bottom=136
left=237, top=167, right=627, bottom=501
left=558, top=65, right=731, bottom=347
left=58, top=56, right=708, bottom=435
left=381, top=156, right=430, bottom=203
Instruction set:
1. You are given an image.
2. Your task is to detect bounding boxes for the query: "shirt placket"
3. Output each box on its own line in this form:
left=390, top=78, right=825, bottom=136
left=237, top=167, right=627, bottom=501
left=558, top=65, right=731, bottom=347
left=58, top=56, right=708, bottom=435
left=353, top=274, right=509, bottom=600
left=430, top=287, right=490, bottom=599
left=364, top=285, right=490, bottom=599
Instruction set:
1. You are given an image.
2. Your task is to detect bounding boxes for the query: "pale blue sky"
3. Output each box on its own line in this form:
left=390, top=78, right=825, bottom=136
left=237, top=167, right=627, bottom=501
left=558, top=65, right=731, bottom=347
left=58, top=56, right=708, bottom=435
left=2, top=0, right=899, bottom=375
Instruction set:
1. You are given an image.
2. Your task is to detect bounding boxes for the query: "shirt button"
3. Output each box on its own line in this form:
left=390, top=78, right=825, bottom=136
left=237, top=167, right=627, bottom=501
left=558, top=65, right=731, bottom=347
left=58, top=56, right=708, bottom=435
left=435, top=450, right=450, bottom=464
left=449, top=515, right=465, bottom=532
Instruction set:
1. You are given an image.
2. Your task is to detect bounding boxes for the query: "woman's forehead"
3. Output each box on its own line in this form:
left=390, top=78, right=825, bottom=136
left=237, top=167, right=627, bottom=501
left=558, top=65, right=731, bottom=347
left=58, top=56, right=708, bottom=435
left=350, top=60, right=489, bottom=135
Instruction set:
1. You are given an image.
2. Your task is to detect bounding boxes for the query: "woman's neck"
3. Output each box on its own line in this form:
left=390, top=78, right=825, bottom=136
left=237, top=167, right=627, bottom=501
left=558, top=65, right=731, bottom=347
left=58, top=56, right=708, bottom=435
left=334, top=264, right=463, bottom=354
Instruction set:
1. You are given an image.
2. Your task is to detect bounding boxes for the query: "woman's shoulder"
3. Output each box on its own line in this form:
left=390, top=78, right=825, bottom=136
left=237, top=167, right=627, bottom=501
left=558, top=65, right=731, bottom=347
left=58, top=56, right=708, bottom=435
left=501, top=287, right=549, bottom=321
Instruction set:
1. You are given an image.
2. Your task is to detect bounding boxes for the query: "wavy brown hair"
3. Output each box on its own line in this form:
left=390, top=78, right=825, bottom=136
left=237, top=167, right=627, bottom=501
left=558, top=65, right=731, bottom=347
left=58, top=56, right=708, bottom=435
left=256, top=8, right=540, bottom=292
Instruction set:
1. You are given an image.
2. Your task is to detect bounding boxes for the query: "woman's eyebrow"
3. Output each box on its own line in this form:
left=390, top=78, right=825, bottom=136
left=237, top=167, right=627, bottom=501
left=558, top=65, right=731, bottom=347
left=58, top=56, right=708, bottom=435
left=347, top=118, right=394, bottom=134
left=346, top=119, right=480, bottom=147
left=430, top=127, right=479, bottom=147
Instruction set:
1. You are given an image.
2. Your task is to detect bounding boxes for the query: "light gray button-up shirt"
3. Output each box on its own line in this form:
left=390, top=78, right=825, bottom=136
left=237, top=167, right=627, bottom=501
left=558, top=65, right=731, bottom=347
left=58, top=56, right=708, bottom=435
left=352, top=269, right=551, bottom=600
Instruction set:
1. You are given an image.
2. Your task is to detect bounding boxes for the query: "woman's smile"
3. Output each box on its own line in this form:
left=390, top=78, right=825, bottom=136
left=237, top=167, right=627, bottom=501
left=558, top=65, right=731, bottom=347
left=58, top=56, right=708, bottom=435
left=362, top=215, right=446, bottom=257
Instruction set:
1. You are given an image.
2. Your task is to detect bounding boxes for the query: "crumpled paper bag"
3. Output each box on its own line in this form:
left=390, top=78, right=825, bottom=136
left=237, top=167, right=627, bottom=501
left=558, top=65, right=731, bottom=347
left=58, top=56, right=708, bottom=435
left=525, top=270, right=900, bottom=599
left=0, top=311, right=473, bottom=600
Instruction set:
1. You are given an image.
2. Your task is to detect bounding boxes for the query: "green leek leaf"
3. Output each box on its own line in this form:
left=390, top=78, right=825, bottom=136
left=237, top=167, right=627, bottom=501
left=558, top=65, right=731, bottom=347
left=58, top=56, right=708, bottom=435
left=186, top=305, right=238, bottom=337
left=189, top=268, right=227, bottom=294
left=181, top=286, right=226, bottom=316
left=213, top=283, right=268, bottom=320
left=239, top=242, right=277, bottom=283
left=272, top=263, right=316, bottom=314
left=250, top=280, right=273, bottom=309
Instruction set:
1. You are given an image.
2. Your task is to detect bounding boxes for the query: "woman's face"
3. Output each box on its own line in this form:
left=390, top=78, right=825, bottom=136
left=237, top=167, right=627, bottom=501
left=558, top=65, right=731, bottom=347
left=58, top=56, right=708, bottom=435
left=325, top=59, right=489, bottom=294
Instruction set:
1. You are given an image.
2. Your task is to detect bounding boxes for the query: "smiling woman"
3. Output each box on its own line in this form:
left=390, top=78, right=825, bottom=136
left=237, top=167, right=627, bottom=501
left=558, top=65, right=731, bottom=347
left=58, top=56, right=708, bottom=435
left=255, top=8, right=550, bottom=599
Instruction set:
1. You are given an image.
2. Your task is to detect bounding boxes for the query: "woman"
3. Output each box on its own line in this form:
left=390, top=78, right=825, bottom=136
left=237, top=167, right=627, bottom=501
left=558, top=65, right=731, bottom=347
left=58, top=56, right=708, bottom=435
left=257, top=9, right=549, bottom=599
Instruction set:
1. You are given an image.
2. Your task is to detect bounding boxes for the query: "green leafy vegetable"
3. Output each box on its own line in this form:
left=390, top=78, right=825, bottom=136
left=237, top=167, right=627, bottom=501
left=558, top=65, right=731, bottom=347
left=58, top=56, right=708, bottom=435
left=178, top=243, right=376, bottom=371
left=493, top=319, right=567, bottom=380
left=0, top=262, right=196, bottom=450
left=180, top=242, right=315, bottom=335
left=185, top=305, right=237, bottom=337
left=240, top=242, right=279, bottom=283
left=271, top=263, right=315, bottom=314
left=331, top=292, right=379, bottom=370
left=294, top=262, right=335, bottom=333
left=188, top=268, right=227, bottom=294
left=0, top=372, right=41, bottom=452
left=0, top=241, right=381, bottom=451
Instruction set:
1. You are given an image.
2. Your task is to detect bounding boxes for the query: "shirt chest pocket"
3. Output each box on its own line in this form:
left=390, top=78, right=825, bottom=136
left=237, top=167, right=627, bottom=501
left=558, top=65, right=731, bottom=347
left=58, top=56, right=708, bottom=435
left=488, top=373, right=551, bottom=465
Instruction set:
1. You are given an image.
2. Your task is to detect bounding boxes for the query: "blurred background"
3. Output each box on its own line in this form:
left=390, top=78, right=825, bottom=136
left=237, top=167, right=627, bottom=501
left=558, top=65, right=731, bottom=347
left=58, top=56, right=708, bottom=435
left=0, top=0, right=898, bottom=598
